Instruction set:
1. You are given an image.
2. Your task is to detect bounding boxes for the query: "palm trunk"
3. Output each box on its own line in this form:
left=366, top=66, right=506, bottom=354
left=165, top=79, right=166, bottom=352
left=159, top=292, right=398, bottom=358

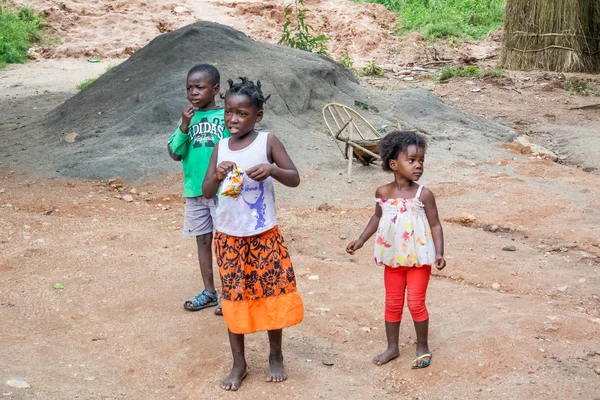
left=501, top=0, right=600, bottom=72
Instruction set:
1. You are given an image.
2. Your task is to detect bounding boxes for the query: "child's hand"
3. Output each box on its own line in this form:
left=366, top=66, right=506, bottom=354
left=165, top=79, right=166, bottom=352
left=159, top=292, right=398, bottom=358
left=246, top=164, right=274, bottom=181
left=180, top=105, right=195, bottom=133
left=434, top=255, right=446, bottom=270
left=216, top=161, right=237, bottom=181
left=346, top=239, right=364, bottom=255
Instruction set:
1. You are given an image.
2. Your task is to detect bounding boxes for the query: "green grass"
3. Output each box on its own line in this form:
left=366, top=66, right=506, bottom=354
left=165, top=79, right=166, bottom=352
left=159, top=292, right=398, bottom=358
left=0, top=5, right=45, bottom=68
left=435, top=66, right=504, bottom=81
left=76, top=65, right=116, bottom=90
left=564, top=78, right=599, bottom=96
left=76, top=78, right=96, bottom=90
left=360, top=0, right=505, bottom=39
left=356, top=60, right=384, bottom=77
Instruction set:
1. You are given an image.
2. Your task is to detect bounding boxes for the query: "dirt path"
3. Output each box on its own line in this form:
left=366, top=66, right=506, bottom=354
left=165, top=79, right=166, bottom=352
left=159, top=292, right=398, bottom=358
left=1, top=154, right=599, bottom=398
left=1, top=63, right=599, bottom=397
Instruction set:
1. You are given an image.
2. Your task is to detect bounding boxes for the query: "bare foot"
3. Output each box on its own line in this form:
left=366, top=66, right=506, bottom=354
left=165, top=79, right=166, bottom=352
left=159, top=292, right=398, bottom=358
left=373, top=348, right=400, bottom=366
left=266, top=352, right=287, bottom=382
left=220, top=366, right=247, bottom=391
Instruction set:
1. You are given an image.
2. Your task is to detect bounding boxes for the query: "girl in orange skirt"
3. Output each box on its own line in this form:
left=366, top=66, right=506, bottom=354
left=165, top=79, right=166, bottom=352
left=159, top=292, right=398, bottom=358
left=203, top=77, right=303, bottom=391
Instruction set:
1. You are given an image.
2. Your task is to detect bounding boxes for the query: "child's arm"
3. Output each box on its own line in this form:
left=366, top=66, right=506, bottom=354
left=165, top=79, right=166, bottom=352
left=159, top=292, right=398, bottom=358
left=202, top=146, right=237, bottom=199
left=421, top=188, right=446, bottom=270
left=167, top=106, right=195, bottom=161
left=346, top=188, right=383, bottom=254
left=245, top=134, right=300, bottom=187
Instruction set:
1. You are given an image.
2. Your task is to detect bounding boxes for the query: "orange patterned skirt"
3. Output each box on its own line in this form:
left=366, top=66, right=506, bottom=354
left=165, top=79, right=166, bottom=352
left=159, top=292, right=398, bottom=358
left=214, top=226, right=304, bottom=334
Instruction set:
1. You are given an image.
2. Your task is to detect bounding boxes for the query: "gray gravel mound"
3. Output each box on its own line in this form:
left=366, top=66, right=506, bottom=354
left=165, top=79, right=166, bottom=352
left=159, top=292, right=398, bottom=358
left=9, top=22, right=516, bottom=180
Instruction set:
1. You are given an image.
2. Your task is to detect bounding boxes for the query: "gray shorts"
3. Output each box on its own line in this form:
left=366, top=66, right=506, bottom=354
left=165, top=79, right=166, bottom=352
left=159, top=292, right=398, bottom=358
left=182, top=196, right=217, bottom=237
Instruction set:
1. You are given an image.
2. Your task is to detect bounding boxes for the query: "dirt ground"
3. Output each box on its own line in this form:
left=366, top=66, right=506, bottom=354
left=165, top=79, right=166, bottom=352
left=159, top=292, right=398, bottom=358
left=1, top=0, right=600, bottom=399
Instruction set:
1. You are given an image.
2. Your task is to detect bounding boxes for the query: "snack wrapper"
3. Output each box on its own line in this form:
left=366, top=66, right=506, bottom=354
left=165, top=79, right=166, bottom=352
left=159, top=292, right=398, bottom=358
left=221, top=168, right=244, bottom=199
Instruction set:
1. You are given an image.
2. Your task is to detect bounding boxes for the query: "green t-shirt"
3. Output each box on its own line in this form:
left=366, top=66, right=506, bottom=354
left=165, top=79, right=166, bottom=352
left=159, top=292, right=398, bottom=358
left=168, top=108, right=229, bottom=198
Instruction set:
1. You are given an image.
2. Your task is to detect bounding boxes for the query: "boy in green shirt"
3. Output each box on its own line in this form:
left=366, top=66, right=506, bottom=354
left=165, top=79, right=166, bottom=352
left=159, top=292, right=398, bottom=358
left=168, top=64, right=229, bottom=314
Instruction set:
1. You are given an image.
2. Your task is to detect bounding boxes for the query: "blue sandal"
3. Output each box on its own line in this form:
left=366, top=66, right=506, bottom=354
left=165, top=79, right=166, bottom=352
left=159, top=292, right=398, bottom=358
left=184, top=290, right=218, bottom=311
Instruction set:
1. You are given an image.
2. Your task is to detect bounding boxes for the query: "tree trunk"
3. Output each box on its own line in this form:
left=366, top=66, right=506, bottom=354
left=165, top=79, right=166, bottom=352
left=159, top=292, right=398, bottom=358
left=501, top=0, right=600, bottom=72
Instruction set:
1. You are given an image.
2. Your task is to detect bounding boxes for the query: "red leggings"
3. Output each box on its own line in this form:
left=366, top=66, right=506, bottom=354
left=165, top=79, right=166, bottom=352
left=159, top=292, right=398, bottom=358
left=384, top=265, right=431, bottom=323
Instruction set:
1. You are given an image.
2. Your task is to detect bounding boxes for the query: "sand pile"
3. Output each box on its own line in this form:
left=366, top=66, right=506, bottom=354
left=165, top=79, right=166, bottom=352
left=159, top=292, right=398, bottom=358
left=7, top=22, right=515, bottom=180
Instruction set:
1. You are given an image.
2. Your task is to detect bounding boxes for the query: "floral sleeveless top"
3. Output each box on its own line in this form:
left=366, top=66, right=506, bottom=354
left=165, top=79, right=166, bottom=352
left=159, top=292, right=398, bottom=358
left=374, top=185, right=436, bottom=268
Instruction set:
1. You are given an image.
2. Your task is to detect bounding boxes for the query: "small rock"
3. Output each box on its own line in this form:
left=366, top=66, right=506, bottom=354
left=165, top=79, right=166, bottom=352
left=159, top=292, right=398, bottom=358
left=122, top=195, right=134, bottom=202
left=339, top=235, right=347, bottom=240
left=490, top=225, right=499, bottom=232
left=317, top=203, right=332, bottom=211
left=594, top=368, right=600, bottom=375
left=515, top=136, right=558, bottom=162
left=6, top=380, right=29, bottom=389
left=462, top=215, right=477, bottom=224
left=544, top=321, right=558, bottom=332
left=64, top=132, right=78, bottom=143
left=129, top=188, right=138, bottom=194
left=308, top=275, right=319, bottom=281
left=502, top=245, right=517, bottom=252
left=539, top=348, right=545, bottom=353
left=360, top=327, right=371, bottom=332
left=492, top=282, right=501, bottom=290
left=508, top=320, right=516, bottom=324
left=557, top=285, right=568, bottom=293
left=172, top=6, right=189, bottom=14
left=578, top=278, right=587, bottom=284
left=0, top=188, right=5, bottom=193
left=140, top=191, right=148, bottom=196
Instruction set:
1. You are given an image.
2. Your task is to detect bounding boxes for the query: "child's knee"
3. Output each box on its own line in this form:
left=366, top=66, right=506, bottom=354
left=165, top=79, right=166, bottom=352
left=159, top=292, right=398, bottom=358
left=407, top=300, right=428, bottom=321
left=385, top=297, right=404, bottom=322
left=196, top=233, right=212, bottom=248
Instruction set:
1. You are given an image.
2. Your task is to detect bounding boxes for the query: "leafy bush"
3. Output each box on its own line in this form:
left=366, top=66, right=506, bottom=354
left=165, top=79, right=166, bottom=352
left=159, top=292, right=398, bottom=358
left=279, top=0, right=330, bottom=56
left=0, top=5, right=45, bottom=67
left=340, top=52, right=354, bottom=69
left=357, top=60, right=384, bottom=77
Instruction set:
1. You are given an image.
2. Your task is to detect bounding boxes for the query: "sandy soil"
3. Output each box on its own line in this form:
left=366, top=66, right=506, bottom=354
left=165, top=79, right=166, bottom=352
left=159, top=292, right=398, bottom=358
left=2, top=0, right=600, bottom=399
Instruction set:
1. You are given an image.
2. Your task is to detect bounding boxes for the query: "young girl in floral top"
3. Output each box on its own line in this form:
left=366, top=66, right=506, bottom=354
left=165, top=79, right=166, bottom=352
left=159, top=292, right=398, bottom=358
left=347, top=130, right=446, bottom=369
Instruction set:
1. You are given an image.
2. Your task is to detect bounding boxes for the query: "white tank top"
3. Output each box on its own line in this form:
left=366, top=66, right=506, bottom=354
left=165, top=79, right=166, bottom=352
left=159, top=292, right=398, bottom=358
left=215, top=131, right=277, bottom=237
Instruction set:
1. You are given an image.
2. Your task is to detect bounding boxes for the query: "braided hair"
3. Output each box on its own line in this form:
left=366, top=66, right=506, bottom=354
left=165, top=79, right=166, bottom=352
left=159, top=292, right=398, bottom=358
left=223, top=77, right=271, bottom=110
left=379, top=130, right=428, bottom=172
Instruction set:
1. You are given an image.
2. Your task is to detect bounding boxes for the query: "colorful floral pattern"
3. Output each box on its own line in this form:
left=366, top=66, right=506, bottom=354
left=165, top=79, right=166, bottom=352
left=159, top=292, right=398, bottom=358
left=215, top=226, right=304, bottom=334
left=215, top=227, right=298, bottom=302
left=374, top=190, right=436, bottom=268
